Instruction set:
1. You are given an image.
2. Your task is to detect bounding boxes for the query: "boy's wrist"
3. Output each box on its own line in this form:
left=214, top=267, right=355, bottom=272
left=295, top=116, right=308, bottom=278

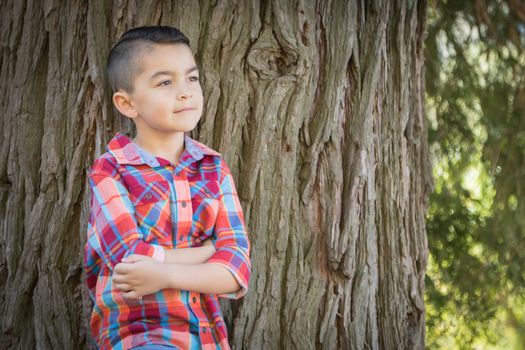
left=152, top=245, right=166, bottom=263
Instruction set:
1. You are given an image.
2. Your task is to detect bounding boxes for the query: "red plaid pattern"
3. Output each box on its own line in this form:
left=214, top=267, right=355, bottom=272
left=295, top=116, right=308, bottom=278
left=83, top=132, right=251, bottom=349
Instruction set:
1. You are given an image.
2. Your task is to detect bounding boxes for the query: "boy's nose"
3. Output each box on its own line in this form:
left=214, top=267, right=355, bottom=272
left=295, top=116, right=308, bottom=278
left=176, top=90, right=193, bottom=100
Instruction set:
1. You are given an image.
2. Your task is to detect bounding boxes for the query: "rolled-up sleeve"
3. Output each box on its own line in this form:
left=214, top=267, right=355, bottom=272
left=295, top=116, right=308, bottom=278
left=207, top=159, right=251, bottom=299
left=86, top=159, right=165, bottom=272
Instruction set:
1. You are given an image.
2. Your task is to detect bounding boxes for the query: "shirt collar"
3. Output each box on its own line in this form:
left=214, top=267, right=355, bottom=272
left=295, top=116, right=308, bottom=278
left=106, top=131, right=221, bottom=166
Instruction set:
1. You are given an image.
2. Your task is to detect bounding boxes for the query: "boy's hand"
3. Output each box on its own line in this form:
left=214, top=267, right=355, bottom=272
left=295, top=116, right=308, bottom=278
left=201, top=236, right=215, bottom=248
left=113, top=254, right=168, bottom=300
left=201, top=237, right=217, bottom=257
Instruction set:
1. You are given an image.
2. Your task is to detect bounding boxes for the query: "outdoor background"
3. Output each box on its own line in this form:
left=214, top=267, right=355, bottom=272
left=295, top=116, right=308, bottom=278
left=425, top=1, right=525, bottom=349
left=0, top=0, right=523, bottom=349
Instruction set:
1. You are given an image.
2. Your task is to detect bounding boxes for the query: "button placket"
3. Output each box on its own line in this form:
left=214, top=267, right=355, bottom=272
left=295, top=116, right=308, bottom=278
left=172, top=169, right=193, bottom=243
left=188, top=291, right=208, bottom=322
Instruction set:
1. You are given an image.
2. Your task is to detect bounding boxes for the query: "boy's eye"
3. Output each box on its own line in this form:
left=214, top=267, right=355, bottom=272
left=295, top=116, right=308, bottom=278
left=158, top=76, right=199, bottom=86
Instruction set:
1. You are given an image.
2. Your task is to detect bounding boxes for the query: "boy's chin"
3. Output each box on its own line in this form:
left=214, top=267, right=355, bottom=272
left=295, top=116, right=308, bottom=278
left=136, top=124, right=197, bottom=135
left=166, top=124, right=199, bottom=133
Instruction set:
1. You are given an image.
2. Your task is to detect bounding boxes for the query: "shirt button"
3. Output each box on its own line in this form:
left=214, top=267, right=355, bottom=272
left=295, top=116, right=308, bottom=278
left=181, top=201, right=187, bottom=208
left=192, top=297, right=197, bottom=303
left=145, top=193, right=152, bottom=199
left=179, top=235, right=184, bottom=240
left=203, top=327, right=207, bottom=333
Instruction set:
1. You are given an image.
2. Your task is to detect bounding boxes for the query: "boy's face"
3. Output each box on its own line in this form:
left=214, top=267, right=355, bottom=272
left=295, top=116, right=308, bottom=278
left=113, top=43, right=203, bottom=135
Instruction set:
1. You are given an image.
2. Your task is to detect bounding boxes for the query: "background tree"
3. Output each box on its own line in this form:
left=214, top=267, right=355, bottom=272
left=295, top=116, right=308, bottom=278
left=425, top=0, right=525, bottom=348
left=0, top=1, right=432, bottom=349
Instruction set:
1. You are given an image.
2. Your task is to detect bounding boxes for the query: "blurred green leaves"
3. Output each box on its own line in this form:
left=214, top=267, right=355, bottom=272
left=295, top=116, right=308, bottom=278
left=425, top=1, right=525, bottom=348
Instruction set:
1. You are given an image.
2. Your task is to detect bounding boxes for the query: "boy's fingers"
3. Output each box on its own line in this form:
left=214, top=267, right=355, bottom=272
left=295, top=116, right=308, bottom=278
left=115, top=283, right=132, bottom=291
left=122, top=254, right=136, bottom=262
left=122, top=290, right=142, bottom=300
left=123, top=254, right=151, bottom=262
left=114, top=264, right=129, bottom=274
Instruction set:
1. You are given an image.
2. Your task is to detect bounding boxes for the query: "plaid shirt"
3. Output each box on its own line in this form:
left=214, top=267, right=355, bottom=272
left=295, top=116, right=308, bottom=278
left=83, top=131, right=251, bottom=350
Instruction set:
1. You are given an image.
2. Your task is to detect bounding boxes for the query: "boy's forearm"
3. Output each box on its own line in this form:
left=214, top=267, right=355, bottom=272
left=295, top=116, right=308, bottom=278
left=163, top=246, right=215, bottom=264
left=163, top=262, right=241, bottom=295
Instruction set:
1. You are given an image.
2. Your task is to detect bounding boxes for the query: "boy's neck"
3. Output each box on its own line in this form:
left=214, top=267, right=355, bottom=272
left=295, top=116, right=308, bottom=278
left=132, top=130, right=186, bottom=166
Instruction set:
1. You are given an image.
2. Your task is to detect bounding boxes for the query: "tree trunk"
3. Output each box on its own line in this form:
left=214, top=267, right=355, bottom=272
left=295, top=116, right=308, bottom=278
left=0, top=0, right=433, bottom=349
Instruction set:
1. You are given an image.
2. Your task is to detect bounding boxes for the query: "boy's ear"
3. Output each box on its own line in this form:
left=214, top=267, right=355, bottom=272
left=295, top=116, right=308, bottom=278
left=112, top=91, right=138, bottom=119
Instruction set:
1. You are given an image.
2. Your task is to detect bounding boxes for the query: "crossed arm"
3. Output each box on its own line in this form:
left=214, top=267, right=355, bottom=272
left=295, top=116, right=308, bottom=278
left=112, top=238, right=241, bottom=300
left=87, top=158, right=250, bottom=302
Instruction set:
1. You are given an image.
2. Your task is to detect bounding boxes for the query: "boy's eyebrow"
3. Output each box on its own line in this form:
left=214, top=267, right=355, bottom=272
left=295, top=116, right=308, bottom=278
left=149, top=66, right=199, bottom=81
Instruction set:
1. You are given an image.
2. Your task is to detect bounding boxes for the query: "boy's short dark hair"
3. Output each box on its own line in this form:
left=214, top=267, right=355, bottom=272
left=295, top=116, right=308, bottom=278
left=107, top=25, right=190, bottom=94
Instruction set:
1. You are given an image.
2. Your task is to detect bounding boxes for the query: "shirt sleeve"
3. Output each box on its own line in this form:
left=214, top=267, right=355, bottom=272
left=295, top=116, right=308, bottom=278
left=86, top=159, right=165, bottom=272
left=207, top=159, right=251, bottom=299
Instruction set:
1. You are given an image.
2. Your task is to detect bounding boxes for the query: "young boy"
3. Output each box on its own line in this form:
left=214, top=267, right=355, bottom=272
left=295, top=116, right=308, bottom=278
left=83, top=26, right=251, bottom=350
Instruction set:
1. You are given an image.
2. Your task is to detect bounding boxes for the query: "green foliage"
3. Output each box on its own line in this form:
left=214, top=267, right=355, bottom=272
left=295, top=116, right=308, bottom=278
left=425, top=1, right=525, bottom=348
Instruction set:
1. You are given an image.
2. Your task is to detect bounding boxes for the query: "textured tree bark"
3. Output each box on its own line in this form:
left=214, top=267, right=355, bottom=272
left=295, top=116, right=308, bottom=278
left=0, top=0, right=433, bottom=349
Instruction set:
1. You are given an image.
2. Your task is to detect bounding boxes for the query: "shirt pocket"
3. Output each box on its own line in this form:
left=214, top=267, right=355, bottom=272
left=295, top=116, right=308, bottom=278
left=191, top=181, right=220, bottom=240
left=128, top=180, right=172, bottom=241
left=129, top=180, right=170, bottom=205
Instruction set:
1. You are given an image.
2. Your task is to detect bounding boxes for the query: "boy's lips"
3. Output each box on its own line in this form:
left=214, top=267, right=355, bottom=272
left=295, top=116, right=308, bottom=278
left=174, top=107, right=196, bottom=113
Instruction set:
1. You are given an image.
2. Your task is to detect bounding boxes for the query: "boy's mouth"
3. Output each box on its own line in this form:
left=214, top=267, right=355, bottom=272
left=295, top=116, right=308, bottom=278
left=174, top=107, right=196, bottom=113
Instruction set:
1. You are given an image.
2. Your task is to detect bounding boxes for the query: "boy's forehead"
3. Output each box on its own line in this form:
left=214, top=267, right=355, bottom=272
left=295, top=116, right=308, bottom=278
left=139, top=44, right=196, bottom=75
